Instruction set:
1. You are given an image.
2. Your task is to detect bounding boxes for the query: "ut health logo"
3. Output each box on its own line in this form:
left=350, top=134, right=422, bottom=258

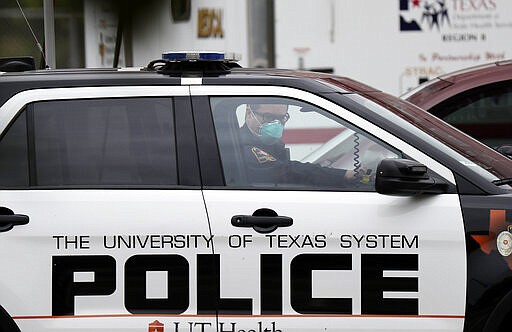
left=148, top=320, right=164, bottom=332
left=399, top=0, right=450, bottom=31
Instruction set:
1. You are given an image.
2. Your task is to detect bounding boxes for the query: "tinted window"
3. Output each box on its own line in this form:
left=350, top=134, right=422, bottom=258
left=0, top=111, right=29, bottom=187
left=210, top=96, right=400, bottom=190
left=433, top=81, right=512, bottom=147
left=349, top=92, right=512, bottom=181
left=33, top=98, right=177, bottom=186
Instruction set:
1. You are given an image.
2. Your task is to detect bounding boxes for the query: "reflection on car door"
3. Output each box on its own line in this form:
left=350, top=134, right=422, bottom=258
left=0, top=89, right=215, bottom=332
left=192, top=86, right=467, bottom=332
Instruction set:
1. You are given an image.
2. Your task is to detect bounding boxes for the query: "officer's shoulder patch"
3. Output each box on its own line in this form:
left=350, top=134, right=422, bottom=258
left=251, top=147, right=277, bottom=163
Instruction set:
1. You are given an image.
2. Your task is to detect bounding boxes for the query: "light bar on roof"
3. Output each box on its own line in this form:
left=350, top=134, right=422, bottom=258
left=162, top=51, right=241, bottom=62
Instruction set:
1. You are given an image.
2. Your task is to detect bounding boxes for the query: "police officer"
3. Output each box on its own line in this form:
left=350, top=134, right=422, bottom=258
left=240, top=103, right=359, bottom=188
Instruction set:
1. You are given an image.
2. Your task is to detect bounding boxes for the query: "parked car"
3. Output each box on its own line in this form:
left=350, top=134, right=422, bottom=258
left=402, top=59, right=512, bottom=155
left=0, top=52, right=512, bottom=332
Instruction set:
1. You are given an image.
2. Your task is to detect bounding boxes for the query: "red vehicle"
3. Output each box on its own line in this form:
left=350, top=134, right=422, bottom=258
left=402, top=59, right=512, bottom=151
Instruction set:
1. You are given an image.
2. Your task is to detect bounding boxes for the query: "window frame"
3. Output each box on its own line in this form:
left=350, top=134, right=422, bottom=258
left=208, top=95, right=403, bottom=191
left=190, top=85, right=456, bottom=190
left=0, top=107, right=30, bottom=188
left=0, top=86, right=200, bottom=189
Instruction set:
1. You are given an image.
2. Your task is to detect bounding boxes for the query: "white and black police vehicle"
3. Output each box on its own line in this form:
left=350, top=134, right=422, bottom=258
left=0, top=52, right=511, bottom=332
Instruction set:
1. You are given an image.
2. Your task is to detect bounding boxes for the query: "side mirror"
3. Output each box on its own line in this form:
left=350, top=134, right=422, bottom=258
left=375, top=158, right=449, bottom=196
left=496, top=145, right=512, bottom=159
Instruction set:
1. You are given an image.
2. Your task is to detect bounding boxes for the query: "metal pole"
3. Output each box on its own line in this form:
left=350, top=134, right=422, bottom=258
left=43, top=0, right=56, bottom=68
left=266, top=0, right=275, bottom=68
left=113, top=4, right=124, bottom=68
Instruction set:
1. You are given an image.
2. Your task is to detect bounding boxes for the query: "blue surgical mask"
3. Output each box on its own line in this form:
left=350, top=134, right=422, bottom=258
left=259, top=120, right=284, bottom=144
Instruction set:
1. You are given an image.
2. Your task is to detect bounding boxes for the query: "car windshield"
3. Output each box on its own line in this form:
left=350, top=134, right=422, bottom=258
left=346, top=92, right=512, bottom=183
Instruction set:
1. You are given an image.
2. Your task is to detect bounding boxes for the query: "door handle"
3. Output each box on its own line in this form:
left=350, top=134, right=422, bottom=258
left=0, top=207, right=29, bottom=232
left=231, top=208, right=293, bottom=234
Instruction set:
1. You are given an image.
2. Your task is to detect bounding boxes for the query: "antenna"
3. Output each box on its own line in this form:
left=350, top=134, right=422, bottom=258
left=15, top=0, right=48, bottom=68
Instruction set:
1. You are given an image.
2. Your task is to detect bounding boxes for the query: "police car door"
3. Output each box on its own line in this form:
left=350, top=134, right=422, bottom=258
left=191, top=86, right=466, bottom=332
left=0, top=87, right=215, bottom=332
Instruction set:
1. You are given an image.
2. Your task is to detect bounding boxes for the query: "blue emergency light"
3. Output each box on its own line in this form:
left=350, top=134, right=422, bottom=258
left=148, top=51, right=242, bottom=76
left=162, top=51, right=241, bottom=62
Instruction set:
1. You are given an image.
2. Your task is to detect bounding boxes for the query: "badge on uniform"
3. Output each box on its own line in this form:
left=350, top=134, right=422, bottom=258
left=497, top=225, right=512, bottom=257
left=251, top=147, right=276, bottom=163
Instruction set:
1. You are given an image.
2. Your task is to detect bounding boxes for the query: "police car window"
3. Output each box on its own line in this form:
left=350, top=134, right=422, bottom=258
left=32, top=98, right=177, bottom=186
left=210, top=97, right=401, bottom=190
left=0, top=111, right=29, bottom=187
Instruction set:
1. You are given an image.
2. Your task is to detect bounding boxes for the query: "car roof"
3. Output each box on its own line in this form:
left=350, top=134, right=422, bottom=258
left=0, top=66, right=381, bottom=107
left=2, top=60, right=512, bottom=193
left=436, top=59, right=512, bottom=83
left=403, top=59, right=512, bottom=109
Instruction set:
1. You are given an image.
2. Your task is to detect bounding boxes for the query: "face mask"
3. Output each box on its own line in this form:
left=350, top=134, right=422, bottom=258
left=259, top=120, right=284, bottom=144
left=249, top=107, right=285, bottom=144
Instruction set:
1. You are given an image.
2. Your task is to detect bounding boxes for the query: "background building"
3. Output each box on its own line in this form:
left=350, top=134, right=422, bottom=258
left=1, top=0, right=512, bottom=94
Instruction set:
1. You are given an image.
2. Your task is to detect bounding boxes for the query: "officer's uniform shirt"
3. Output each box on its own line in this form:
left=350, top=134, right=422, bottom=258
left=240, top=125, right=349, bottom=188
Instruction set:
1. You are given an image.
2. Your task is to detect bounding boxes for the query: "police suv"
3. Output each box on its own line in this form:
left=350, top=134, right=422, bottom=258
left=0, top=52, right=511, bottom=332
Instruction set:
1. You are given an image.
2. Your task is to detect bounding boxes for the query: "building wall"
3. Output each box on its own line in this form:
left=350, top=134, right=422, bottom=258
left=130, top=0, right=250, bottom=67
left=81, top=0, right=512, bottom=95
left=84, top=0, right=123, bottom=68
left=274, top=0, right=512, bottom=95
